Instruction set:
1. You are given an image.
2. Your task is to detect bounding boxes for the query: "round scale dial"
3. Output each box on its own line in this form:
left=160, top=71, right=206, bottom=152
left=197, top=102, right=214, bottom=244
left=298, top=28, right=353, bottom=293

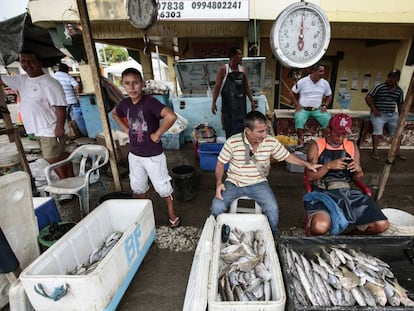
left=126, top=0, right=158, bottom=30
left=270, top=2, right=331, bottom=68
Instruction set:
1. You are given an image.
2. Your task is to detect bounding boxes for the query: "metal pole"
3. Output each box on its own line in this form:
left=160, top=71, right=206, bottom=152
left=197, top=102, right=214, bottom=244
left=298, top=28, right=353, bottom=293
left=76, top=0, right=122, bottom=191
left=376, top=72, right=414, bottom=200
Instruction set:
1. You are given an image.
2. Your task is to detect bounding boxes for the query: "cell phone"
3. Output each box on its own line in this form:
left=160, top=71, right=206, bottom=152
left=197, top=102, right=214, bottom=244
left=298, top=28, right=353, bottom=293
left=344, top=157, right=353, bottom=164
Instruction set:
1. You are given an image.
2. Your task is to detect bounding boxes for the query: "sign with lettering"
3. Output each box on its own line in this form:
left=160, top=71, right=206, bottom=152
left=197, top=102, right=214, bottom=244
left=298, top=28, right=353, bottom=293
left=158, top=0, right=249, bottom=20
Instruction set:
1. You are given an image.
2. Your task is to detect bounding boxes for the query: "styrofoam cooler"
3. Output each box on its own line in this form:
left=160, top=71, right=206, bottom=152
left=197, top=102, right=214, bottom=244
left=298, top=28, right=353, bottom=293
left=208, top=214, right=286, bottom=311
left=20, top=199, right=156, bottom=311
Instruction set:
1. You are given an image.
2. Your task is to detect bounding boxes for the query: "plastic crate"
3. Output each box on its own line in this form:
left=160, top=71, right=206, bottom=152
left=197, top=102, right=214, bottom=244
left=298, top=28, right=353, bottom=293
left=208, top=214, right=286, bottom=311
left=161, top=131, right=184, bottom=150
left=20, top=199, right=156, bottom=311
left=198, top=143, right=228, bottom=171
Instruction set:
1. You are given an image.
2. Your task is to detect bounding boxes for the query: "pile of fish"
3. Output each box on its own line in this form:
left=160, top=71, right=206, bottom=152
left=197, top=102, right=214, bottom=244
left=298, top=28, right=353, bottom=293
left=285, top=244, right=414, bottom=307
left=67, top=231, right=123, bottom=275
left=217, top=227, right=273, bottom=302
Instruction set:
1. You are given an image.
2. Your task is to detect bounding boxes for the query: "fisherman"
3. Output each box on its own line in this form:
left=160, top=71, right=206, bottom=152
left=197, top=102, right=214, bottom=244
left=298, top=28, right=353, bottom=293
left=304, top=113, right=389, bottom=235
left=210, top=111, right=321, bottom=238
left=211, top=47, right=256, bottom=138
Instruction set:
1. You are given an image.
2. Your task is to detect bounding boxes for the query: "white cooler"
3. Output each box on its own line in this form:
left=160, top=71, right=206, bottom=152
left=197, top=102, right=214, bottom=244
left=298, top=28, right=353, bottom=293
left=20, top=199, right=156, bottom=311
left=184, top=214, right=286, bottom=311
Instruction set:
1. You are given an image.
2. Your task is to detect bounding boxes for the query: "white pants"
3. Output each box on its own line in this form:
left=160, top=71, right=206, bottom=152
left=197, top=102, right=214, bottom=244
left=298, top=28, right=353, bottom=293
left=128, top=152, right=173, bottom=198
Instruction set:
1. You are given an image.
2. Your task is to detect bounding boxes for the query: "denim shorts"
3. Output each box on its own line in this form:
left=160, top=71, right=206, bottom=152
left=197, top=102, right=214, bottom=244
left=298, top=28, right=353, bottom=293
left=370, top=111, right=399, bottom=135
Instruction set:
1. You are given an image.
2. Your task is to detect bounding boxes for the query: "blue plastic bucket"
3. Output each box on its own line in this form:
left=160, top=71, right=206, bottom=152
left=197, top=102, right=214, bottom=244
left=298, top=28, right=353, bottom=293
left=71, top=106, right=88, bottom=137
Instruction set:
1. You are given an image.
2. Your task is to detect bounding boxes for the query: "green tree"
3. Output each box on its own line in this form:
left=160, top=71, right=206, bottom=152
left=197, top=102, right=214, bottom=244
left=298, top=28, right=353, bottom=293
left=99, top=45, right=128, bottom=64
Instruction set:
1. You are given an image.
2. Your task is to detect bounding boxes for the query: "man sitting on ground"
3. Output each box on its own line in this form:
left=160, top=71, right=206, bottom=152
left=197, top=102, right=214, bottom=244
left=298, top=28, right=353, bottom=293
left=304, top=113, right=389, bottom=235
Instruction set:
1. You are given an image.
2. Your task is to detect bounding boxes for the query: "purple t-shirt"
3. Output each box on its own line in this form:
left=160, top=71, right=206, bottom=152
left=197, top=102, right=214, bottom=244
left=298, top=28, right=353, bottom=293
left=115, top=95, right=165, bottom=157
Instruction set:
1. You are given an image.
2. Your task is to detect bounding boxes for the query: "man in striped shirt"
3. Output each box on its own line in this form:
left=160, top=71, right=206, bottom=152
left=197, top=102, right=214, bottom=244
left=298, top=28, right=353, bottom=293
left=210, top=111, right=321, bottom=237
left=365, top=69, right=405, bottom=160
left=54, top=63, right=82, bottom=121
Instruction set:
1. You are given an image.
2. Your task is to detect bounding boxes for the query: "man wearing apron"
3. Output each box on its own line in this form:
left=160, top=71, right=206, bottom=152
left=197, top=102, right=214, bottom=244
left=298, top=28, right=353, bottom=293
left=212, top=47, right=255, bottom=138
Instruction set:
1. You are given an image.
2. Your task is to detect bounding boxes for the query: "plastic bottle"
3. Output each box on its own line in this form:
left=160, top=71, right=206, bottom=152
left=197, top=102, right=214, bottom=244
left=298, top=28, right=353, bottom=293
left=374, top=72, right=382, bottom=87
left=339, top=71, right=348, bottom=90
left=361, top=73, right=372, bottom=92
left=351, top=71, right=359, bottom=90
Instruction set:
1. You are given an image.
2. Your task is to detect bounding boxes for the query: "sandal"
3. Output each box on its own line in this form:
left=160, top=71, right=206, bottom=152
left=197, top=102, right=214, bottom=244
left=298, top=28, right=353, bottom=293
left=370, top=153, right=380, bottom=160
left=169, top=216, right=181, bottom=228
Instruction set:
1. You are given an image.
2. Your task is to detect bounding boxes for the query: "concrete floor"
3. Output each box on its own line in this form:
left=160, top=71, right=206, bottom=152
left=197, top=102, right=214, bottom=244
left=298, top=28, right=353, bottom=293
left=3, top=140, right=414, bottom=311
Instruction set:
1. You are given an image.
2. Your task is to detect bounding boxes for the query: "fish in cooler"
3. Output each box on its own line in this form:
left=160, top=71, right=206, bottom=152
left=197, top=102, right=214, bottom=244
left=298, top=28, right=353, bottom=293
left=284, top=244, right=414, bottom=307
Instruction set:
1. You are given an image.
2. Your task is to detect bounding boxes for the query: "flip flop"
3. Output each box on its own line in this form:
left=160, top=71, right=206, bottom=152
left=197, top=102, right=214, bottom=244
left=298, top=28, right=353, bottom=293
left=169, top=216, right=181, bottom=228
left=396, top=154, right=407, bottom=160
left=370, top=153, right=380, bottom=160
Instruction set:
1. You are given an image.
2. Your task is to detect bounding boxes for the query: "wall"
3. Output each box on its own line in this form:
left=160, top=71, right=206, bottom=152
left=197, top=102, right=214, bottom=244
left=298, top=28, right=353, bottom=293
left=327, top=39, right=400, bottom=110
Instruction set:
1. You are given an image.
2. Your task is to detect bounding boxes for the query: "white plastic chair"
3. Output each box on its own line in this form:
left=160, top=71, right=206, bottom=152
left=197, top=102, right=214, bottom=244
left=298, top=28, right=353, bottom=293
left=229, top=196, right=262, bottom=214
left=44, top=144, right=109, bottom=217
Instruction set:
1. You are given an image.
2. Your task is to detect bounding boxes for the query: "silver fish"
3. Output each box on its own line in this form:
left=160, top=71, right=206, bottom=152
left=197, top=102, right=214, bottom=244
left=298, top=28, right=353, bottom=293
left=365, top=281, right=387, bottom=306
left=311, top=259, right=328, bottom=281
left=384, top=280, right=401, bottom=306
left=359, top=284, right=376, bottom=307
left=389, top=279, right=414, bottom=306
left=338, top=266, right=359, bottom=291
left=228, top=231, right=241, bottom=245
left=254, top=262, right=272, bottom=281
left=327, top=273, right=342, bottom=290
left=316, top=252, right=342, bottom=277
left=296, top=261, right=319, bottom=306
left=230, top=255, right=262, bottom=272
left=313, top=271, right=331, bottom=306
left=342, top=287, right=355, bottom=306
left=351, top=286, right=367, bottom=306
left=245, top=277, right=263, bottom=293
left=224, top=273, right=234, bottom=301
left=300, top=254, right=314, bottom=284
left=233, top=285, right=249, bottom=301
left=292, top=276, right=308, bottom=306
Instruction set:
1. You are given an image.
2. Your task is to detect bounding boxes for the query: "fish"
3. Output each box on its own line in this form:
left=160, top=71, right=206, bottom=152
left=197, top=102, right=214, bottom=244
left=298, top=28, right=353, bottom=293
left=313, top=271, right=331, bottom=306
left=224, top=273, right=234, bottom=301
left=228, top=231, right=241, bottom=245
left=245, top=277, right=263, bottom=293
left=338, top=266, right=359, bottom=290
left=389, top=279, right=414, bottom=306
left=384, top=280, right=401, bottom=306
left=311, top=259, right=328, bottom=281
left=351, top=286, right=367, bottom=306
left=220, top=244, right=247, bottom=263
left=230, top=255, right=263, bottom=272
left=296, top=260, right=318, bottom=306
left=254, top=262, right=272, bottom=281
left=300, top=254, right=314, bottom=284
left=327, top=273, right=342, bottom=290
left=291, top=276, right=308, bottom=306
left=315, top=252, right=342, bottom=277
left=233, top=285, right=249, bottom=301
left=358, top=284, right=376, bottom=307
left=365, top=281, right=387, bottom=306
left=342, top=287, right=355, bottom=306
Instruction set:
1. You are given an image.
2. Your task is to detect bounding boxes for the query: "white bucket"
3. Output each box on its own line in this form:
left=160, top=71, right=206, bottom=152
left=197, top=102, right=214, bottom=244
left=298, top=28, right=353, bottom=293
left=381, top=208, right=414, bottom=236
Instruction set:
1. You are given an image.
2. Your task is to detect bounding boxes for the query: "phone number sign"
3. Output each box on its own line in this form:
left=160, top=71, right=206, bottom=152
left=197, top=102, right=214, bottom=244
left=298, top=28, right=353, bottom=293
left=158, top=0, right=249, bottom=21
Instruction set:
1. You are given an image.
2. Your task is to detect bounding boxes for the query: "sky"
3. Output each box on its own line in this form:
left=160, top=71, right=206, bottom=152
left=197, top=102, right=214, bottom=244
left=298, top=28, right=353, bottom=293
left=0, top=0, right=28, bottom=21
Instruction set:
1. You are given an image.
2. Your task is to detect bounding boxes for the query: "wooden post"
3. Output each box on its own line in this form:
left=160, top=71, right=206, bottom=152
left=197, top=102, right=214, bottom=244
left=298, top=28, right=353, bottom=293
left=76, top=0, right=121, bottom=191
left=0, top=86, right=36, bottom=192
left=376, top=72, right=414, bottom=200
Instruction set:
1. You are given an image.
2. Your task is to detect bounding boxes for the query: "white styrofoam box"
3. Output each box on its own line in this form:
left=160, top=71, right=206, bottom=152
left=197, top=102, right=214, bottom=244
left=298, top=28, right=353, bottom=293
left=20, top=199, right=156, bottom=311
left=287, top=151, right=307, bottom=173
left=381, top=208, right=414, bottom=236
left=0, top=172, right=40, bottom=308
left=8, top=279, right=34, bottom=311
left=208, top=214, right=286, bottom=311
left=183, top=216, right=215, bottom=311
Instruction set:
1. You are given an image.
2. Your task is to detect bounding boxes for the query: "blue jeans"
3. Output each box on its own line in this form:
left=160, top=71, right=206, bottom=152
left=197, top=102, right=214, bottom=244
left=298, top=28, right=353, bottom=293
left=210, top=181, right=279, bottom=237
left=370, top=112, right=399, bottom=135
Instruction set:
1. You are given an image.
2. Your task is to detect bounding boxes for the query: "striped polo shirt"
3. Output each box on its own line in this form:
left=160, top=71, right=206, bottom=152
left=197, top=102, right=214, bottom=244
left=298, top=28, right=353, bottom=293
left=367, top=82, right=404, bottom=113
left=54, top=71, right=80, bottom=105
left=218, top=132, right=290, bottom=187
